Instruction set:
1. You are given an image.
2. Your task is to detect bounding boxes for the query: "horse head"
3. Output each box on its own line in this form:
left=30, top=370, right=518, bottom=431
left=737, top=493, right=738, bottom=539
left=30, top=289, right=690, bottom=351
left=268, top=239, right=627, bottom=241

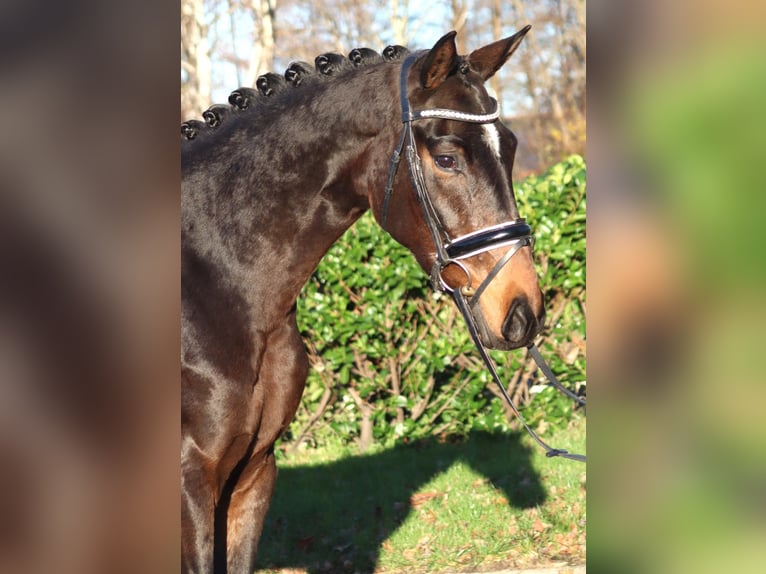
left=373, top=27, right=544, bottom=350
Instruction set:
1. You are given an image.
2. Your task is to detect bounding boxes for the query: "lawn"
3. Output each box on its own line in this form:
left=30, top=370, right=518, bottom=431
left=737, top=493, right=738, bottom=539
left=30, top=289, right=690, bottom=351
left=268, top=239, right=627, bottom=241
left=255, top=416, right=586, bottom=573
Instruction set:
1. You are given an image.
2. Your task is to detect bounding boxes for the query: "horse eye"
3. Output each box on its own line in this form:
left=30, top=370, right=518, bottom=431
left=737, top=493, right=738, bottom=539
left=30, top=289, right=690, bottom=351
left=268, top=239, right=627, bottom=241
left=434, top=155, right=457, bottom=170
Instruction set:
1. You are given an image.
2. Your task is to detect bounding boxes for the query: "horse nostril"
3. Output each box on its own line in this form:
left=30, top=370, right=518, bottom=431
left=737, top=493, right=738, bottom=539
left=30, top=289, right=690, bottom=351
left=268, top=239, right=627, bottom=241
left=502, top=297, right=538, bottom=344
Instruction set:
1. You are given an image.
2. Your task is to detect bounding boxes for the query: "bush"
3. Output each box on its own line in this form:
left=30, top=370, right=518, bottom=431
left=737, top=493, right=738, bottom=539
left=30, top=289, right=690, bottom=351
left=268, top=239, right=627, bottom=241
left=287, top=155, right=586, bottom=452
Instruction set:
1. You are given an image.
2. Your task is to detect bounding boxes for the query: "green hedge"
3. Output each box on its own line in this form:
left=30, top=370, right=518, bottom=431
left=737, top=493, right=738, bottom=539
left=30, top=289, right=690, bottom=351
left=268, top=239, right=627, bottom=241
left=287, top=155, right=586, bottom=451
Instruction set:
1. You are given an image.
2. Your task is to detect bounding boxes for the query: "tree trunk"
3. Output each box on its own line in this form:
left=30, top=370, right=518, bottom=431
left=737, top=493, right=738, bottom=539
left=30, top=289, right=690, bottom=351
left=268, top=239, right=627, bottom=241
left=390, top=0, right=409, bottom=45
left=181, top=0, right=211, bottom=119
left=450, top=0, right=468, bottom=53
left=489, top=0, right=503, bottom=105
left=244, top=0, right=278, bottom=87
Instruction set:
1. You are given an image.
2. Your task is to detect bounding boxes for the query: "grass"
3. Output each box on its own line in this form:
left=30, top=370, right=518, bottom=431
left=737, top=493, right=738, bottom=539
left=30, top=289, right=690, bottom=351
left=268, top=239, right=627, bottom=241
left=255, top=416, right=585, bottom=574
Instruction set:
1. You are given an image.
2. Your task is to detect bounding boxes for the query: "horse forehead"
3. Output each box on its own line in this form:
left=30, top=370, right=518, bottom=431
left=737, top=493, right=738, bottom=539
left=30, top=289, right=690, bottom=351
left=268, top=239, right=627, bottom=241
left=482, top=123, right=501, bottom=160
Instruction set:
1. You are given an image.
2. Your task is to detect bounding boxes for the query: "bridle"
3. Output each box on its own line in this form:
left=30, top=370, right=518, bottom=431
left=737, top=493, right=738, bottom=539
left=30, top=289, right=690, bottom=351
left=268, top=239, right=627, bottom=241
left=383, top=53, right=586, bottom=463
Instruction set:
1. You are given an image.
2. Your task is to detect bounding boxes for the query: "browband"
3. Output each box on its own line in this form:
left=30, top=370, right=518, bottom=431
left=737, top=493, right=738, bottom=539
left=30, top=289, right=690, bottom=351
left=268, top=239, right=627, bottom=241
left=407, top=104, right=500, bottom=123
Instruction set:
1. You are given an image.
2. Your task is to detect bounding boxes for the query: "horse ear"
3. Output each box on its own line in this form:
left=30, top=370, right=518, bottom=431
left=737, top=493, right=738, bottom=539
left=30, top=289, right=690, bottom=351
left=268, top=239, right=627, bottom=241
left=420, top=31, right=458, bottom=89
left=468, top=25, right=531, bottom=81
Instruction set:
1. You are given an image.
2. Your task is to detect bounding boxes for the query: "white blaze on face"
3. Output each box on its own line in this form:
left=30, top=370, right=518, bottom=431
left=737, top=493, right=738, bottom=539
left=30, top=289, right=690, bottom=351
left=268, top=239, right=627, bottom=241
left=483, top=123, right=501, bottom=160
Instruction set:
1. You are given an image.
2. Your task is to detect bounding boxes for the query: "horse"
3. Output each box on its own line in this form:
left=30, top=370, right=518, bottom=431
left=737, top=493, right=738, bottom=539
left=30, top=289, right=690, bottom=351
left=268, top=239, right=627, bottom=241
left=181, top=27, right=544, bottom=573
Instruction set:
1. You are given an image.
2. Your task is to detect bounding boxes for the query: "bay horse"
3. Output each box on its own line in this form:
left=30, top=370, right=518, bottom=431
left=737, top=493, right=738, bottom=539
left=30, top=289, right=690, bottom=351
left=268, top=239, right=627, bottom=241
left=182, top=27, right=544, bottom=573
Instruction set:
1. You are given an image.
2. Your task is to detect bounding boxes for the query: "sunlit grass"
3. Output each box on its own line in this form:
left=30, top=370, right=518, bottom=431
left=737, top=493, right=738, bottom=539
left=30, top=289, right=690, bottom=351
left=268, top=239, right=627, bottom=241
left=256, top=417, right=585, bottom=573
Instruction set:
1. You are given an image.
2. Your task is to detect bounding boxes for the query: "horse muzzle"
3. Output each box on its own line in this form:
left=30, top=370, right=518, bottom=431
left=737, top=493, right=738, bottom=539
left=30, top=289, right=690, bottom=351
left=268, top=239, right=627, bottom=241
left=470, top=294, right=545, bottom=350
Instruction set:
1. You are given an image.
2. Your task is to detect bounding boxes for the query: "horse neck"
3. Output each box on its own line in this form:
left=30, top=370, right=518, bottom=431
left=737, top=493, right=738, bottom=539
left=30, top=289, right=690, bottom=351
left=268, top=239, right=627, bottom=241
left=182, top=64, right=401, bottom=326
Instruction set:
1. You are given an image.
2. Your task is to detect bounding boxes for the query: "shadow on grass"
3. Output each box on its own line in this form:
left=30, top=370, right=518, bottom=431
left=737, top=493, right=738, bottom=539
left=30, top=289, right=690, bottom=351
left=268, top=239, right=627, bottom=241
left=255, top=431, right=545, bottom=573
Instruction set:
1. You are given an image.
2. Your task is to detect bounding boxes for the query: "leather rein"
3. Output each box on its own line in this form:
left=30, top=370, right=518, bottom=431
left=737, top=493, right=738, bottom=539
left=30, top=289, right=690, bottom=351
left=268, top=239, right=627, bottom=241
left=382, top=53, right=586, bottom=463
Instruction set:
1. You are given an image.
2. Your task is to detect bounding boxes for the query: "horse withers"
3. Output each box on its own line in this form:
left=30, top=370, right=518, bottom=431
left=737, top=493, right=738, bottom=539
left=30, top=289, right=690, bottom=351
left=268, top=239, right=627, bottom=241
left=181, top=27, right=542, bottom=573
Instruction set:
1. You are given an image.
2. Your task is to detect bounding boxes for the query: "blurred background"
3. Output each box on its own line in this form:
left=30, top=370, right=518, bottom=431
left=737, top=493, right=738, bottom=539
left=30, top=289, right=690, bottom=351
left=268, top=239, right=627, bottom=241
left=0, top=1, right=179, bottom=572
left=1, top=0, right=765, bottom=572
left=587, top=0, right=766, bottom=572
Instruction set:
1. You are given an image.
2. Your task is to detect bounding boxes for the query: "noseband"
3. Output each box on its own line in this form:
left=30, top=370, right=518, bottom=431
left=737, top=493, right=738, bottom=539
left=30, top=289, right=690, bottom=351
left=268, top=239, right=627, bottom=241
left=382, top=53, right=586, bottom=463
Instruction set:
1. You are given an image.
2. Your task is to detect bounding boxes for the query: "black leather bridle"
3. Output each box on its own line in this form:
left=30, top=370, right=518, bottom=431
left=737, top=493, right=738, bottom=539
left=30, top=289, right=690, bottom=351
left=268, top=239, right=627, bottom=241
left=383, top=53, right=586, bottom=463
left=382, top=54, right=534, bottom=301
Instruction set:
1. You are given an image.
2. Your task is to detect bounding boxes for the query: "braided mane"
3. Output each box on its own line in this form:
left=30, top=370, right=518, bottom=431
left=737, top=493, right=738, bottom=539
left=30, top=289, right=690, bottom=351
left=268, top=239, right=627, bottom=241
left=181, top=44, right=409, bottom=141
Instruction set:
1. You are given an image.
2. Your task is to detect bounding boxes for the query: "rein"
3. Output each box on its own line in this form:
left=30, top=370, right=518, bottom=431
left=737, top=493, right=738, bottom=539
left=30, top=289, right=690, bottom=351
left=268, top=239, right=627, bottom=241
left=384, top=54, right=586, bottom=463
